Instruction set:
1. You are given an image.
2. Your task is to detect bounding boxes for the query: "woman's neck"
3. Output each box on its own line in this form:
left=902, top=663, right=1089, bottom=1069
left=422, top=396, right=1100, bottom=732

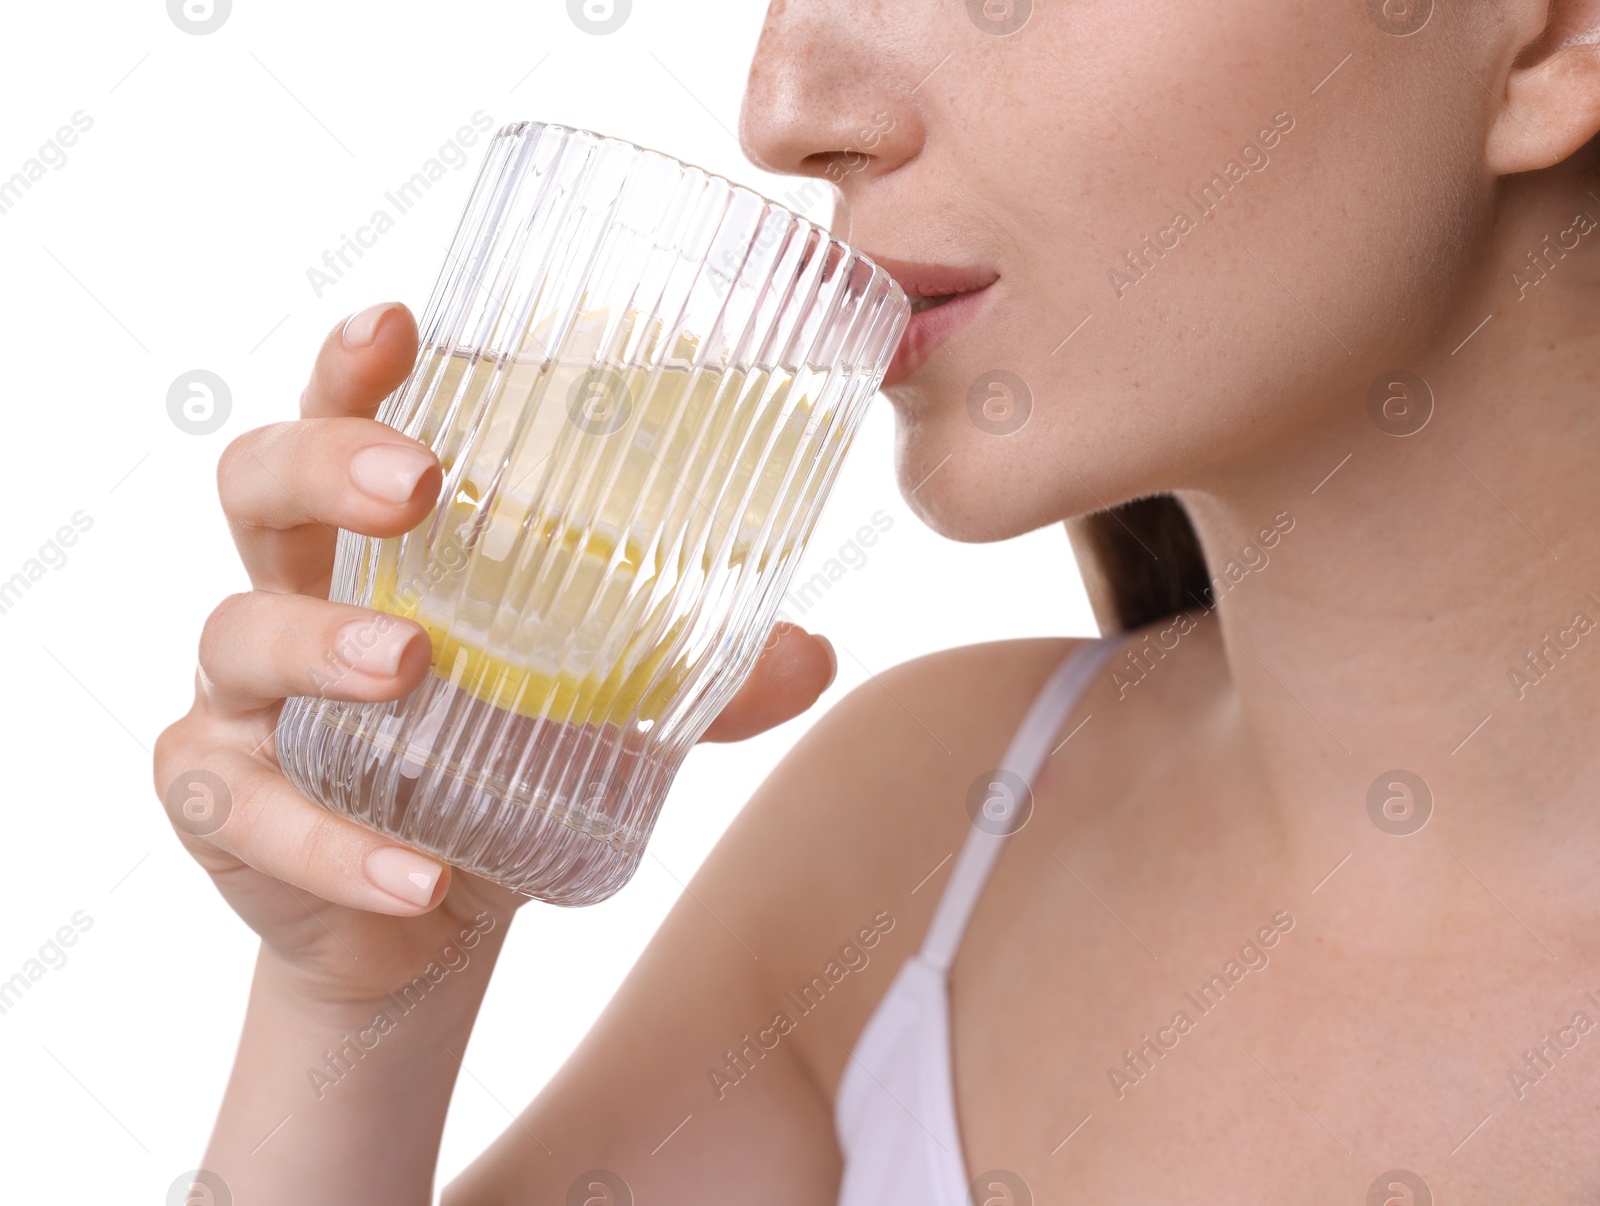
left=1172, top=168, right=1600, bottom=908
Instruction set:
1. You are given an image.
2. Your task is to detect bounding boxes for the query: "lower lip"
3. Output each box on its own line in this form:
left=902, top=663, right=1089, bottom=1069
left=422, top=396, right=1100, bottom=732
left=880, top=285, right=993, bottom=388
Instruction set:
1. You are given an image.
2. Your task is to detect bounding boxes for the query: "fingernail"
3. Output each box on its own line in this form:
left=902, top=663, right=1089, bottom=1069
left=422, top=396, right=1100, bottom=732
left=366, top=846, right=443, bottom=907
left=817, top=634, right=838, bottom=688
left=342, top=301, right=398, bottom=348
left=335, top=617, right=423, bottom=678
left=350, top=443, right=435, bottom=504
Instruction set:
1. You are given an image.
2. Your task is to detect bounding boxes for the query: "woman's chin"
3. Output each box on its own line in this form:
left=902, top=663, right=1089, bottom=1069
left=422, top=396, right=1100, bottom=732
left=899, top=475, right=1044, bottom=545
left=891, top=403, right=1115, bottom=544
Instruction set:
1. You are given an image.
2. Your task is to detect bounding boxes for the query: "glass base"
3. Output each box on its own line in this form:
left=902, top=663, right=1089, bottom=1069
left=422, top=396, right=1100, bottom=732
left=275, top=676, right=679, bottom=906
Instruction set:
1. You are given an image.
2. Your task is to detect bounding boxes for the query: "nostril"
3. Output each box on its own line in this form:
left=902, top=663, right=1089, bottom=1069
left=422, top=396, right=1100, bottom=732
left=824, top=148, right=875, bottom=184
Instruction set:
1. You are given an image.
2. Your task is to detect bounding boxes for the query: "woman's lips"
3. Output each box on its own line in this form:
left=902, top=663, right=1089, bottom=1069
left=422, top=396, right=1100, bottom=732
left=882, top=286, right=993, bottom=387
left=869, top=256, right=998, bottom=388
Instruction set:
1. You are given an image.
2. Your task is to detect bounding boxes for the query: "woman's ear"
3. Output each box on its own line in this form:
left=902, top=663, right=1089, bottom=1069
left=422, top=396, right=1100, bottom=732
left=1487, top=2, right=1600, bottom=175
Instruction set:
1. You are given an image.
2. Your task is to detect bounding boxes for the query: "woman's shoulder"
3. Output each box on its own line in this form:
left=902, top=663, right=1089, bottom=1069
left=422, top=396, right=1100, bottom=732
left=700, top=635, right=1098, bottom=889
left=769, top=634, right=1101, bottom=820
left=779, top=611, right=1226, bottom=794
left=822, top=633, right=1097, bottom=740
left=712, top=610, right=1232, bottom=924
left=720, top=625, right=1202, bottom=888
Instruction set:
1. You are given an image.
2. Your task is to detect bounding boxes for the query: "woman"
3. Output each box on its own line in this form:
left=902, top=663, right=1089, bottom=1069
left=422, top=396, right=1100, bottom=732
left=154, top=0, right=1600, bottom=1200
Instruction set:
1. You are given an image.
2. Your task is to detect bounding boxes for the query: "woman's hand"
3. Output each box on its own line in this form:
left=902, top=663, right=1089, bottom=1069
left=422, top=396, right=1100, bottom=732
left=152, top=300, right=839, bottom=1003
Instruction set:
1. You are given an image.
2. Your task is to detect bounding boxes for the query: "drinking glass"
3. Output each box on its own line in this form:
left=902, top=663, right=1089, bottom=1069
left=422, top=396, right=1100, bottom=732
left=274, top=121, right=909, bottom=905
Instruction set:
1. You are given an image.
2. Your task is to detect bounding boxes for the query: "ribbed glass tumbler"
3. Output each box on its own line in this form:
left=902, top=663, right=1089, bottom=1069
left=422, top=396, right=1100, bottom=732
left=275, top=121, right=909, bottom=906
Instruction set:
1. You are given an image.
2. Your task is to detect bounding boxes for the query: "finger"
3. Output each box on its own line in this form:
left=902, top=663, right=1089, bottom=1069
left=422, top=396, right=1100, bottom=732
left=301, top=301, right=419, bottom=420
left=197, top=591, right=431, bottom=717
left=699, top=623, right=837, bottom=743
left=217, top=417, right=441, bottom=594
left=157, top=745, right=451, bottom=916
left=214, top=299, right=421, bottom=594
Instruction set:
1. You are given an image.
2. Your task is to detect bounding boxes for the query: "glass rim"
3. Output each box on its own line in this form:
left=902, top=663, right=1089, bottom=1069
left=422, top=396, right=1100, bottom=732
left=492, top=118, right=905, bottom=304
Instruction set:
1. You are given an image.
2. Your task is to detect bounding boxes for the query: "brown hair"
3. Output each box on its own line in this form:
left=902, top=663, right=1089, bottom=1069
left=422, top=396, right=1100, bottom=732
left=1066, top=494, right=1213, bottom=636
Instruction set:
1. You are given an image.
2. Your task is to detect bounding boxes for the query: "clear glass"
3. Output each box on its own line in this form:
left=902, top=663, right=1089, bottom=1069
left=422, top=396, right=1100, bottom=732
left=274, top=121, right=909, bottom=906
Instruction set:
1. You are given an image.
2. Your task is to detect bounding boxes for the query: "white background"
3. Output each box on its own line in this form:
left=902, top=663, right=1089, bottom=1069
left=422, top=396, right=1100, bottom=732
left=0, top=1, right=1095, bottom=1198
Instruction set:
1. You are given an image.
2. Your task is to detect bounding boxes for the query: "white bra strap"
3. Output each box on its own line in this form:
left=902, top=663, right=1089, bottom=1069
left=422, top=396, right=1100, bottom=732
left=919, top=635, right=1126, bottom=973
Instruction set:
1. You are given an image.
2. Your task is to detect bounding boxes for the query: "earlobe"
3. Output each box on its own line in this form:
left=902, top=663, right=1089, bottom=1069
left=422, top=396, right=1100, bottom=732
left=1487, top=43, right=1600, bottom=175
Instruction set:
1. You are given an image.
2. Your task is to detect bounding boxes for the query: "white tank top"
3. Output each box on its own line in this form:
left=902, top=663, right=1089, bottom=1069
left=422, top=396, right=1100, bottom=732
left=833, top=636, right=1123, bottom=1205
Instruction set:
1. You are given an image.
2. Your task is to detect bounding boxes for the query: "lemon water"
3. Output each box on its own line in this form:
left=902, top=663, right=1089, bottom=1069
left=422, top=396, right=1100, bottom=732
left=277, top=320, right=844, bottom=905
left=372, top=338, right=814, bottom=728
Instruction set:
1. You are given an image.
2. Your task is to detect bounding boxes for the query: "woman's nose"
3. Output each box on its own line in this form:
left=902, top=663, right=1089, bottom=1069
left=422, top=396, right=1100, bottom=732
left=738, top=0, right=926, bottom=187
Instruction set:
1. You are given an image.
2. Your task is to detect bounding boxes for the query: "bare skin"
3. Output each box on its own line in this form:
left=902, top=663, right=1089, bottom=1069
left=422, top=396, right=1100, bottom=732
left=156, top=0, right=1600, bottom=1201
